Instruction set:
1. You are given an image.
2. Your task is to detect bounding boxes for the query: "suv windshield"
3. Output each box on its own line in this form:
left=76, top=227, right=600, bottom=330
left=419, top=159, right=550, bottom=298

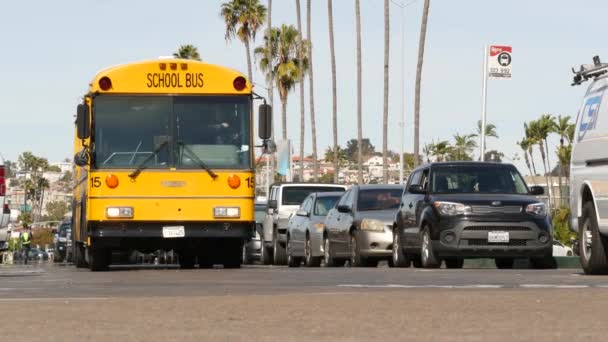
left=58, top=224, right=70, bottom=238
left=431, top=165, right=529, bottom=194
left=358, top=189, right=403, bottom=211
left=93, top=95, right=251, bottom=169
left=282, top=187, right=345, bottom=205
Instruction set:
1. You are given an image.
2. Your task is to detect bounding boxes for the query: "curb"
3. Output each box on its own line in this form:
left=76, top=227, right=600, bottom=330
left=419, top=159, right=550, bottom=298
left=464, top=257, right=581, bottom=269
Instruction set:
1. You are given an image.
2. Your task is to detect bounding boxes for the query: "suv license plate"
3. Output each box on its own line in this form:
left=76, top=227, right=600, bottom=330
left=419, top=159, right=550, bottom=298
left=162, top=226, right=185, bottom=238
left=488, top=231, right=509, bottom=243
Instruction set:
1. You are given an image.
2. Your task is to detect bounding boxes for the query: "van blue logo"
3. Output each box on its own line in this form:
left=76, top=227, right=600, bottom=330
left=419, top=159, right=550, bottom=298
left=578, top=95, right=602, bottom=142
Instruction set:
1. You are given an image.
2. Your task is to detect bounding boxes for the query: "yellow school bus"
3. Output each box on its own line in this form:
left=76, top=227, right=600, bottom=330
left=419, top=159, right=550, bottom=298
left=72, top=59, right=271, bottom=271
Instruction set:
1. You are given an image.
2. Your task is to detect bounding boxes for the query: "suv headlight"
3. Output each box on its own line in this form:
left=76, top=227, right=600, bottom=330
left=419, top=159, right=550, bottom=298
left=434, top=202, right=471, bottom=216
left=525, top=203, right=546, bottom=217
left=361, top=219, right=386, bottom=232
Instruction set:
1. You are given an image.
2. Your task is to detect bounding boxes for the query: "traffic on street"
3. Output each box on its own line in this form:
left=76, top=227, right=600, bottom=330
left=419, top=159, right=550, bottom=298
left=1, top=0, right=608, bottom=340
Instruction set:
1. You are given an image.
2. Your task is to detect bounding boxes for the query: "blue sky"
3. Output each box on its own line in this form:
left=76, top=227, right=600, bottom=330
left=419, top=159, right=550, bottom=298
left=1, top=0, right=606, bottom=174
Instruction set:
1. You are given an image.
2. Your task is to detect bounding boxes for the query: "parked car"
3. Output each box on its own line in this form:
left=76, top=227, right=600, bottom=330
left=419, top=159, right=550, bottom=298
left=242, top=200, right=266, bottom=264
left=0, top=156, right=10, bottom=230
left=570, top=56, right=608, bottom=274
left=324, top=185, right=404, bottom=267
left=54, top=221, right=72, bottom=263
left=392, top=162, right=554, bottom=269
left=262, top=183, right=347, bottom=265
left=286, top=192, right=343, bottom=267
left=28, top=247, right=49, bottom=261
left=552, top=240, right=573, bottom=257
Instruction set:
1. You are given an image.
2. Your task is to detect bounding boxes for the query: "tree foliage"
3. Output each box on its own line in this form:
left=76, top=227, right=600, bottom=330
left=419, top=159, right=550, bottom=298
left=345, top=138, right=375, bottom=163
left=45, top=201, right=69, bottom=222
left=173, top=44, right=202, bottom=61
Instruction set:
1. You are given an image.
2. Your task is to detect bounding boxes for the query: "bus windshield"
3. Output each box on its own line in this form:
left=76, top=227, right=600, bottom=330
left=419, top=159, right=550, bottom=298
left=93, top=95, right=251, bottom=169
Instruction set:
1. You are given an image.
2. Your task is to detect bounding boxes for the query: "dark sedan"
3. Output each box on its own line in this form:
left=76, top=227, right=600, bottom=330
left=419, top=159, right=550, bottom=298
left=392, top=162, right=554, bottom=269
left=324, top=185, right=404, bottom=267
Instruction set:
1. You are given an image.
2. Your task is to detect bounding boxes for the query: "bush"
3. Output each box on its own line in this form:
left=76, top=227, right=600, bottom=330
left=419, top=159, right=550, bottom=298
left=553, top=206, right=577, bottom=246
left=32, top=228, right=55, bottom=247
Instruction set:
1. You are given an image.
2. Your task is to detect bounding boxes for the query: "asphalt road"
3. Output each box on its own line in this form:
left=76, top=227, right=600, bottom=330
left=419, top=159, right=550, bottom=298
left=2, top=263, right=608, bottom=341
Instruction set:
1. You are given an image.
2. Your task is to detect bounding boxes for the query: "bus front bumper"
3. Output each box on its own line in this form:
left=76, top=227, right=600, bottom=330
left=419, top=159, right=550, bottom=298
left=88, top=221, right=255, bottom=240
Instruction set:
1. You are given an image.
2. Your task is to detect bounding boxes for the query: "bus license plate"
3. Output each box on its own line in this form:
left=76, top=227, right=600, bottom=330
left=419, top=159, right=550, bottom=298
left=162, top=226, right=185, bottom=238
left=488, top=231, right=509, bottom=243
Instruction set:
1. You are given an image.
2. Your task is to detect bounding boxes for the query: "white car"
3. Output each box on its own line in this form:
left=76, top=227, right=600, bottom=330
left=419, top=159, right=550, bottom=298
left=552, top=240, right=573, bottom=257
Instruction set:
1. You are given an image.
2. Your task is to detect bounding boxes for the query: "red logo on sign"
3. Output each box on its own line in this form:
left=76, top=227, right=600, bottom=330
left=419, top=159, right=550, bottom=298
left=489, top=45, right=512, bottom=56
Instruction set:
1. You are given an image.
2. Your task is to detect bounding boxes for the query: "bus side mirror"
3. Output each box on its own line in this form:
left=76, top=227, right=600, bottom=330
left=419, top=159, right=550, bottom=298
left=74, top=149, right=89, bottom=167
left=76, top=104, right=90, bottom=140
left=258, top=104, right=272, bottom=140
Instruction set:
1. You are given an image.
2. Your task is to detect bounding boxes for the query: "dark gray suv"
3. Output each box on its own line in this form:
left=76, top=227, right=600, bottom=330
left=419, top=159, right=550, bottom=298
left=392, top=162, right=553, bottom=269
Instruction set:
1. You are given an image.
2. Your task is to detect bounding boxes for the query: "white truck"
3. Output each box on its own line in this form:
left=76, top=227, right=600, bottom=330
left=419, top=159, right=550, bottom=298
left=570, top=56, right=608, bottom=274
left=261, top=183, right=347, bottom=265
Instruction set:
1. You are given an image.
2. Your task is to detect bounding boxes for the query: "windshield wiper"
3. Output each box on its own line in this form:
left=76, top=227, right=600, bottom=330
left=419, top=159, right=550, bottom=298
left=128, top=140, right=169, bottom=179
left=178, top=141, right=218, bottom=180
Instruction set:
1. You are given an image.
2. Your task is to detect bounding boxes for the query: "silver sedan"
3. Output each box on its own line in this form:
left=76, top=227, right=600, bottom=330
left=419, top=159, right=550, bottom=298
left=286, top=192, right=344, bottom=267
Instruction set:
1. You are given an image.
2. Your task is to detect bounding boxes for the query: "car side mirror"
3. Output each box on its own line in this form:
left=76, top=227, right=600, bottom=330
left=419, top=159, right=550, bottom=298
left=408, top=184, right=426, bottom=195
left=337, top=205, right=351, bottom=213
left=529, top=186, right=544, bottom=196
left=268, top=199, right=278, bottom=209
left=258, top=104, right=272, bottom=140
left=74, top=149, right=89, bottom=167
left=76, top=104, right=90, bottom=140
left=296, top=210, right=309, bottom=217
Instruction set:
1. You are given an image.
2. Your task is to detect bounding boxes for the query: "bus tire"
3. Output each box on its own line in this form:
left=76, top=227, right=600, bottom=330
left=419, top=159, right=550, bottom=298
left=88, top=247, right=109, bottom=272
left=74, top=243, right=87, bottom=268
left=222, top=240, right=242, bottom=269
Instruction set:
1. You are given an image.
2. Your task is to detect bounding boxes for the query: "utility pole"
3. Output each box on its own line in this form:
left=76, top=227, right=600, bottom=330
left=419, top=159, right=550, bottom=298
left=480, top=45, right=488, bottom=161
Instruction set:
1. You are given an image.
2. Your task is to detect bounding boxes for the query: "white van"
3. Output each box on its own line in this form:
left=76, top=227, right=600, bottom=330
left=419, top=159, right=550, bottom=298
left=570, top=56, right=608, bottom=274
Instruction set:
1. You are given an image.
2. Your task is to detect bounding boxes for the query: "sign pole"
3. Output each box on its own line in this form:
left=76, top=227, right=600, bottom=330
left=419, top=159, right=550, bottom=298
left=480, top=45, right=488, bottom=161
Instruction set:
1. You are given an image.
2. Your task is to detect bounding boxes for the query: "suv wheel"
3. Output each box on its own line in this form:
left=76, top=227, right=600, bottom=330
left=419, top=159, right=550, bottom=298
left=392, top=227, right=410, bottom=268
left=580, top=202, right=608, bottom=274
left=420, top=226, right=440, bottom=268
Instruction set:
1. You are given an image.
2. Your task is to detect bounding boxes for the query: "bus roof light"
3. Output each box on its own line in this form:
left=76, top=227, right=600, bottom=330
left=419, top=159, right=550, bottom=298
left=170, top=63, right=177, bottom=71
left=99, top=77, right=112, bottom=91
left=159, top=63, right=167, bottom=70
left=180, top=63, right=188, bottom=70
left=233, top=76, right=247, bottom=91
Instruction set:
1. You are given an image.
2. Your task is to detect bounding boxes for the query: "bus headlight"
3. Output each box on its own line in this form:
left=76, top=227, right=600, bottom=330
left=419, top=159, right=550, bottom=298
left=106, top=207, right=133, bottom=218
left=214, top=207, right=240, bottom=218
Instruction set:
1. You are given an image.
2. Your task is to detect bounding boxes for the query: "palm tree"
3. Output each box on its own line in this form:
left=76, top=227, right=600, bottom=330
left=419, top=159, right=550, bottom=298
left=452, top=134, right=477, bottom=161
left=552, top=115, right=571, bottom=201
left=173, top=44, right=202, bottom=61
left=328, top=0, right=339, bottom=183
left=433, top=140, right=451, bottom=162
left=517, top=138, right=534, bottom=177
left=307, top=0, right=318, bottom=181
left=528, top=119, right=552, bottom=208
left=355, top=0, right=363, bottom=183
left=538, top=114, right=556, bottom=207
left=524, top=122, right=538, bottom=176
left=220, top=0, right=267, bottom=83
left=413, top=0, right=431, bottom=167
left=255, top=25, right=308, bottom=141
left=382, top=0, right=390, bottom=184
left=296, top=0, right=306, bottom=181
left=266, top=0, right=274, bottom=139
left=422, top=143, right=435, bottom=163
left=324, top=146, right=347, bottom=167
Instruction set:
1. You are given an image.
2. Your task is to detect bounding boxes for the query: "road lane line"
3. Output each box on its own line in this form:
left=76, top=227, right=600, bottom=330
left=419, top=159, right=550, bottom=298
left=337, top=284, right=505, bottom=289
left=0, top=297, right=109, bottom=302
left=520, top=284, right=590, bottom=289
